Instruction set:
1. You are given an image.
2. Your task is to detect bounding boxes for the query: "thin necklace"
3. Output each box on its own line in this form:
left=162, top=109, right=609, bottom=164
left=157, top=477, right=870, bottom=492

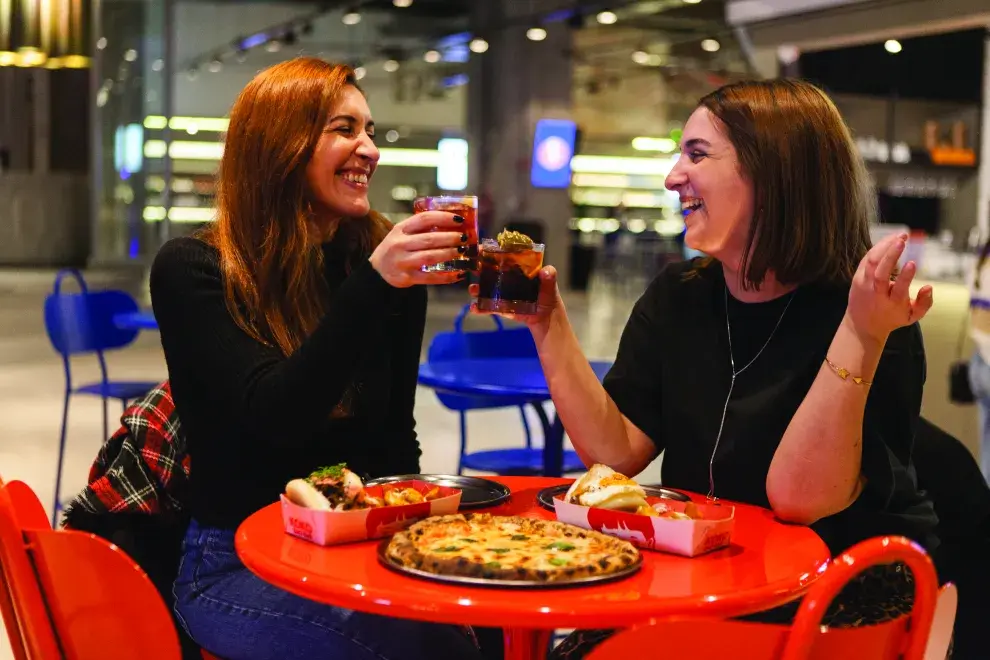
left=707, top=285, right=795, bottom=501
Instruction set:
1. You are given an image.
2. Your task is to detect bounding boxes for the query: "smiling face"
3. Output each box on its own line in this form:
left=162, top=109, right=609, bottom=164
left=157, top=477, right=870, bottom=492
left=305, top=85, right=380, bottom=222
left=665, top=107, right=755, bottom=272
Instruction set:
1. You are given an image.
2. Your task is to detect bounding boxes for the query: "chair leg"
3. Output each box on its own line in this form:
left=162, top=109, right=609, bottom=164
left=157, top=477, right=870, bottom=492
left=101, top=395, right=109, bottom=441
left=519, top=405, right=533, bottom=450
left=457, top=411, right=468, bottom=476
left=52, top=390, right=71, bottom=527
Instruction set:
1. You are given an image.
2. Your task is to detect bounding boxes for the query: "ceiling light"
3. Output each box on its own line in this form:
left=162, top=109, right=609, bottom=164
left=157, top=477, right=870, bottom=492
left=342, top=10, right=362, bottom=26
left=596, top=11, right=617, bottom=25
left=884, top=39, right=902, bottom=54
left=527, top=27, right=547, bottom=42
left=383, top=59, right=400, bottom=72
left=354, top=66, right=366, bottom=80
left=701, top=39, right=720, bottom=52
left=207, top=58, right=222, bottom=73
left=386, top=130, right=400, bottom=143
left=124, top=48, right=138, bottom=62
left=393, top=0, right=413, bottom=6
left=683, top=0, right=702, bottom=4
left=423, top=50, right=440, bottom=63
left=632, top=50, right=650, bottom=65
left=266, top=40, right=281, bottom=53
left=469, top=38, right=489, bottom=54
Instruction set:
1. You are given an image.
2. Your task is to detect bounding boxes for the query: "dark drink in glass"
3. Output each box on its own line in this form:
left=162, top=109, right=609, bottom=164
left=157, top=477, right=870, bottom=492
left=414, top=195, right=478, bottom=272
left=476, top=232, right=545, bottom=315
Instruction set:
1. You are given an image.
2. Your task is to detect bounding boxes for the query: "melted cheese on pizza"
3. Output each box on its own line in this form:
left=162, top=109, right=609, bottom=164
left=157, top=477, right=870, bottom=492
left=392, top=514, right=639, bottom=580
left=423, top=520, right=614, bottom=571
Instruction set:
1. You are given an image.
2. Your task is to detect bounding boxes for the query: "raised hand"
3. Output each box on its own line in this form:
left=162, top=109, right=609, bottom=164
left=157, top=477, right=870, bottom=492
left=369, top=212, right=467, bottom=288
left=844, top=232, right=934, bottom=344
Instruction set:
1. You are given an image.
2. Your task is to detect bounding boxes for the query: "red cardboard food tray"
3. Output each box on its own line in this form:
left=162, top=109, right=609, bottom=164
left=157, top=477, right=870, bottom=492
left=554, top=497, right=735, bottom=557
left=281, top=480, right=462, bottom=546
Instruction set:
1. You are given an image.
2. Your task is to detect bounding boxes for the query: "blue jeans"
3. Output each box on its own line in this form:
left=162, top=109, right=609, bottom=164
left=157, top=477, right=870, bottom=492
left=173, top=519, right=483, bottom=660
left=969, top=352, right=990, bottom=483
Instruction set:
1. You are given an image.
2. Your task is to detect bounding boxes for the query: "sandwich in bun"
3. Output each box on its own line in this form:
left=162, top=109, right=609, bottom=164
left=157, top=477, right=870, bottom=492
left=564, top=464, right=650, bottom=512
left=565, top=464, right=704, bottom=519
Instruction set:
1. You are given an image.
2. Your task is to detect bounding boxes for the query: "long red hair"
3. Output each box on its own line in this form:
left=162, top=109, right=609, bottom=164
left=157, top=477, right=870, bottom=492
left=201, top=57, right=391, bottom=356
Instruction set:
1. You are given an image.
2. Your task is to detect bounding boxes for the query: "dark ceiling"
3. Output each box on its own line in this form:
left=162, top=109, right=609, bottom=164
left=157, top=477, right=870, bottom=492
left=799, top=28, right=986, bottom=104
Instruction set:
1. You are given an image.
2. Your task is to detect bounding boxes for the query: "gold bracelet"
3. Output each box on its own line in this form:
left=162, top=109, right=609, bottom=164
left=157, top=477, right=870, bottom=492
left=824, top=357, right=872, bottom=385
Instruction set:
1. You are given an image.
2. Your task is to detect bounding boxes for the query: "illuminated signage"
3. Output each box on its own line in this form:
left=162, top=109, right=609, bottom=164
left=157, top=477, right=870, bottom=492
left=531, top=118, right=577, bottom=189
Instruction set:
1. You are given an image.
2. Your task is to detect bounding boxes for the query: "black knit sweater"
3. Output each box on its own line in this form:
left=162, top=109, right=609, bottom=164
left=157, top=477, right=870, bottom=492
left=149, top=236, right=427, bottom=529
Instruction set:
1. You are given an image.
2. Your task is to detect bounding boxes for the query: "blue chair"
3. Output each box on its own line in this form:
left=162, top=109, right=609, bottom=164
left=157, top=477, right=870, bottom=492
left=427, top=304, right=585, bottom=475
left=42, top=269, right=159, bottom=524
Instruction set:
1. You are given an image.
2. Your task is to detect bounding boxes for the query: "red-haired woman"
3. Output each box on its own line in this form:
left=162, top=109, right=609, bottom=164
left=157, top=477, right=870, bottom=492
left=150, top=58, right=481, bottom=659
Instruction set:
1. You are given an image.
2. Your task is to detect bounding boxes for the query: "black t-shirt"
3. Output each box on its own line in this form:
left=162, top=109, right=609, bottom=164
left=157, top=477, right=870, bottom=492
left=150, top=236, right=427, bottom=530
left=603, top=258, right=939, bottom=555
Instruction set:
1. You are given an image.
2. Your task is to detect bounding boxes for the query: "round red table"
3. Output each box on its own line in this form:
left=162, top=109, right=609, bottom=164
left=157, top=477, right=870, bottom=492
left=236, top=476, right=829, bottom=660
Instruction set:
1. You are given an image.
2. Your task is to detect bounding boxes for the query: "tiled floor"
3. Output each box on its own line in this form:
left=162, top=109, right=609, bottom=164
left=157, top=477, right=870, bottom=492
left=0, top=265, right=976, bottom=656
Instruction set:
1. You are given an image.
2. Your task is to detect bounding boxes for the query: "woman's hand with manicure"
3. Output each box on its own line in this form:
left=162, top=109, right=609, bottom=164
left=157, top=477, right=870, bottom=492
left=368, top=212, right=466, bottom=288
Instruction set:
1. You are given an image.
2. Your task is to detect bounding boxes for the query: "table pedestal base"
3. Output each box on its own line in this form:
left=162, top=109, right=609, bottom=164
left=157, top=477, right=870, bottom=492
left=504, top=628, right=553, bottom=660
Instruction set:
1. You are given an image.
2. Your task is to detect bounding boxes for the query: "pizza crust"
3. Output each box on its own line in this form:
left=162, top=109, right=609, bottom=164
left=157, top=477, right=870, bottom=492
left=385, top=513, right=641, bottom=583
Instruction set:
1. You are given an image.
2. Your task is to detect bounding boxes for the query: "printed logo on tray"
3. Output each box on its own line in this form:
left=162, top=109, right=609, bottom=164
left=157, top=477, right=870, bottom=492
left=365, top=501, right=431, bottom=537
left=287, top=516, right=315, bottom=541
left=586, top=507, right=657, bottom=549
left=700, top=530, right=732, bottom=553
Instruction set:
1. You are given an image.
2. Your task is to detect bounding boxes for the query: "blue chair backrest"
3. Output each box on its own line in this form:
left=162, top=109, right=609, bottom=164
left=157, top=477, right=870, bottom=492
left=427, top=304, right=537, bottom=411
left=427, top=305, right=537, bottom=362
left=43, top=269, right=141, bottom=357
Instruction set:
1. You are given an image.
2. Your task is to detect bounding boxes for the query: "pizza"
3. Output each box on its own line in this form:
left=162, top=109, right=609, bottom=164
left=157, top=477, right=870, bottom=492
left=384, top=513, right=641, bottom=583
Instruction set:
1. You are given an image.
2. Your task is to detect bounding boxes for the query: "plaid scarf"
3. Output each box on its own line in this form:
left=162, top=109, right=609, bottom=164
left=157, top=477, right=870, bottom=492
left=62, top=381, right=189, bottom=525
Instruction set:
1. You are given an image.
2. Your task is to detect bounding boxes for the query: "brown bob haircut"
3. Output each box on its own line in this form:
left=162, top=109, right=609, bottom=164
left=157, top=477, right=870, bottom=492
left=697, top=79, right=875, bottom=289
left=200, top=57, right=391, bottom=356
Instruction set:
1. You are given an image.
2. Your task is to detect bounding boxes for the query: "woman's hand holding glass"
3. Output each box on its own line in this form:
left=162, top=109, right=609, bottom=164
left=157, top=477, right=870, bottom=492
left=469, top=265, right=562, bottom=328
left=369, top=212, right=468, bottom=288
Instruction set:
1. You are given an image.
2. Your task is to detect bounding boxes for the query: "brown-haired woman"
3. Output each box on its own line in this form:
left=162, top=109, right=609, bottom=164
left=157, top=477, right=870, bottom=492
left=150, top=58, right=482, bottom=659
left=476, top=79, right=940, bottom=657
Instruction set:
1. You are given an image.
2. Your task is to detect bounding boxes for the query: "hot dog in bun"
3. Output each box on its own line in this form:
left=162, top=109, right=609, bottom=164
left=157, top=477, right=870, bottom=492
left=285, top=463, right=383, bottom=511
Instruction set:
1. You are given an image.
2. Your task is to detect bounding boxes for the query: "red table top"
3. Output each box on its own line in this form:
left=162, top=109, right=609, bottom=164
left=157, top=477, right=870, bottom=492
left=235, top=476, right=830, bottom=630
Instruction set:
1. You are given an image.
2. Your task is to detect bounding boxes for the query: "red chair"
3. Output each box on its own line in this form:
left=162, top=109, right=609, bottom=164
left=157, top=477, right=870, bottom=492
left=0, top=479, right=64, bottom=659
left=586, top=536, right=956, bottom=660
left=0, top=479, right=222, bottom=660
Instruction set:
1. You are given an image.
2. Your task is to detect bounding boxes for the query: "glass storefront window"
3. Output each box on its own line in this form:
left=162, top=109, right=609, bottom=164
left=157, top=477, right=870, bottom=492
left=92, top=0, right=169, bottom=264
